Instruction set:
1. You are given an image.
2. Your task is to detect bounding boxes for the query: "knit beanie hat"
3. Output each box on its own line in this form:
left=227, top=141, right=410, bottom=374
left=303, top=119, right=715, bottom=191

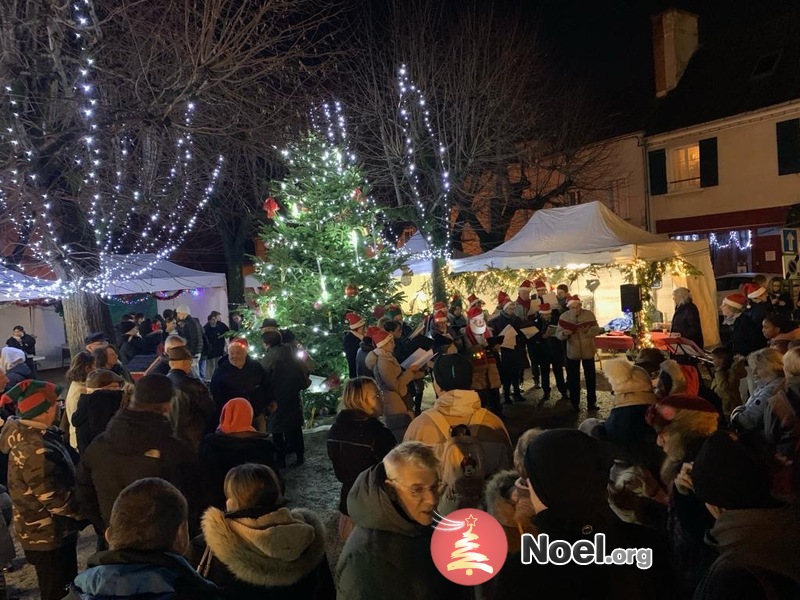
left=432, top=354, right=473, bottom=391
left=132, top=374, right=174, bottom=405
left=692, top=430, right=781, bottom=509
left=1, top=380, right=63, bottom=419
left=524, top=429, right=613, bottom=513
left=218, top=398, right=256, bottom=434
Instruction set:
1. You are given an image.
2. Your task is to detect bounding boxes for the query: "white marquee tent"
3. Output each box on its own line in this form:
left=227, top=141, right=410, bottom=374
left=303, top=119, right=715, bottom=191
left=450, top=202, right=720, bottom=347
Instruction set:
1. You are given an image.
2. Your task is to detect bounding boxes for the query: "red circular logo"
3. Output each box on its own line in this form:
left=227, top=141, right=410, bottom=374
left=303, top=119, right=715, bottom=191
left=430, top=508, right=508, bottom=586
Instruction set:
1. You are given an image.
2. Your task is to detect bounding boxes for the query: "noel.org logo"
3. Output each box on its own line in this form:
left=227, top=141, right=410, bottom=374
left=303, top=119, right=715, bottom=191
left=430, top=509, right=508, bottom=586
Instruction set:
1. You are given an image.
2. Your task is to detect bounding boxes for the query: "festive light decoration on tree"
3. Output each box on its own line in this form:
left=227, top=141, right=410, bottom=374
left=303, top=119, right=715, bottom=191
left=396, top=65, right=452, bottom=261
left=0, top=0, right=222, bottom=299
left=251, top=132, right=404, bottom=413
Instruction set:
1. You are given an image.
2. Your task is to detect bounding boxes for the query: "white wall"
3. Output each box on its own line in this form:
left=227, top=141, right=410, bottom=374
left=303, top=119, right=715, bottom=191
left=0, top=305, right=67, bottom=370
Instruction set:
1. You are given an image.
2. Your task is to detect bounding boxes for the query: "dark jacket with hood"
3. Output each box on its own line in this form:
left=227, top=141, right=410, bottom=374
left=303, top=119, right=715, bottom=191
left=728, top=313, right=767, bottom=357
left=693, top=504, right=800, bottom=600
left=491, top=507, right=676, bottom=600
left=76, top=409, right=201, bottom=531
left=64, top=549, right=221, bottom=600
left=71, top=389, right=124, bottom=454
left=261, top=344, right=310, bottom=434
left=326, top=409, right=397, bottom=514
left=210, top=357, right=269, bottom=418
left=355, top=339, right=375, bottom=378
left=199, top=432, right=282, bottom=510
left=187, top=506, right=334, bottom=600
left=167, top=368, right=216, bottom=452
left=336, top=462, right=462, bottom=600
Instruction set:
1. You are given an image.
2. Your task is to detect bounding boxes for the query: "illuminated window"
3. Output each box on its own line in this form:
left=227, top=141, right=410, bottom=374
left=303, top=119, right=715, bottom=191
left=669, top=144, right=700, bottom=192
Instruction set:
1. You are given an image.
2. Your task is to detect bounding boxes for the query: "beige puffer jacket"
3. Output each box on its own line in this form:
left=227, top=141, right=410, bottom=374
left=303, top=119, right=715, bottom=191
left=556, top=308, right=603, bottom=360
left=365, top=349, right=419, bottom=441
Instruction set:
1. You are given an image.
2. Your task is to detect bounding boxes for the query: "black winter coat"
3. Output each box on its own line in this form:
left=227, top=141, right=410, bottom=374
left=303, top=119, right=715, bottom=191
left=326, top=410, right=396, bottom=514
left=343, top=332, right=361, bottom=379
left=491, top=312, right=527, bottom=373
left=71, top=389, right=123, bottom=454
left=119, top=336, right=146, bottom=365
left=203, top=322, right=229, bottom=359
left=180, top=316, right=204, bottom=356
left=728, top=313, right=767, bottom=357
left=167, top=369, right=216, bottom=452
left=209, top=357, right=269, bottom=418
left=490, top=507, right=676, bottom=600
left=76, top=409, right=202, bottom=531
left=355, top=340, right=375, bottom=378
left=671, top=300, right=704, bottom=348
left=261, top=345, right=309, bottom=433
left=199, top=432, right=282, bottom=510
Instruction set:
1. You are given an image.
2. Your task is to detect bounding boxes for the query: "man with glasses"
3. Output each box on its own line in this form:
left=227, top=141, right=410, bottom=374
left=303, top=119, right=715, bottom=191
left=337, top=441, right=461, bottom=600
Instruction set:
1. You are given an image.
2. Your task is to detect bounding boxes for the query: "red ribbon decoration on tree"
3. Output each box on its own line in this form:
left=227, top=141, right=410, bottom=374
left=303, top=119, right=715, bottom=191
left=263, top=196, right=279, bottom=219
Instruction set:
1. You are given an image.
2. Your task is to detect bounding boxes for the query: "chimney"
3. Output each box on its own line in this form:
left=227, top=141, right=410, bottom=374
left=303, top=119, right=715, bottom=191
left=652, top=9, right=699, bottom=97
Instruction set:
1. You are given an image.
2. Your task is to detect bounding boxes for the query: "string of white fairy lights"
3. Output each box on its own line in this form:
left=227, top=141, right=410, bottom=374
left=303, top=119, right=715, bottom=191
left=0, top=0, right=222, bottom=299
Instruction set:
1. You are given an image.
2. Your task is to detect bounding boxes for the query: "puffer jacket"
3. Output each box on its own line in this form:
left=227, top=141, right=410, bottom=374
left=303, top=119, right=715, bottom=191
left=327, top=409, right=397, bottom=514
left=556, top=308, right=603, bottom=360
left=365, top=349, right=419, bottom=441
left=187, top=507, right=335, bottom=600
left=0, top=418, right=83, bottom=550
left=403, top=389, right=512, bottom=476
left=731, top=375, right=784, bottom=434
left=336, top=463, right=462, bottom=600
left=64, top=550, right=221, bottom=599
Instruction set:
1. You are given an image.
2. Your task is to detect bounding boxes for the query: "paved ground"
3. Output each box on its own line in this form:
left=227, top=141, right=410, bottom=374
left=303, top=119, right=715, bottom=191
left=5, top=367, right=615, bottom=598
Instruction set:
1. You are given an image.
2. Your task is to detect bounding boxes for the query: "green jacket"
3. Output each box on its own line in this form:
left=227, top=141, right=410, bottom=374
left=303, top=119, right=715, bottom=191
left=0, top=418, right=83, bottom=550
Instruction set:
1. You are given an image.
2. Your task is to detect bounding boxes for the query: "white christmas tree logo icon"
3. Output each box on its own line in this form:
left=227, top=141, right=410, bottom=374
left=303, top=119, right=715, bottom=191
left=431, top=508, right=508, bottom=586
left=447, top=514, right=493, bottom=577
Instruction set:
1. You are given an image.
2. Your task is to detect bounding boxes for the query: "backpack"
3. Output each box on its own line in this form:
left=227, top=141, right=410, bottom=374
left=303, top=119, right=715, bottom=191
left=426, top=409, right=489, bottom=515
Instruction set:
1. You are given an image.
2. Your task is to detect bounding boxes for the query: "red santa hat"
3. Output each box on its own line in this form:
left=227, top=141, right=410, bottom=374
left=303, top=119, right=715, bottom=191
left=467, top=305, right=483, bottom=320
left=229, top=338, right=249, bottom=348
left=344, top=312, right=365, bottom=330
left=566, top=295, right=582, bottom=307
left=518, top=279, right=533, bottom=291
left=467, top=294, right=482, bottom=308
left=533, top=279, right=547, bottom=291
left=434, top=310, right=449, bottom=323
left=371, top=327, right=393, bottom=348
left=433, top=301, right=447, bottom=313
left=497, top=291, right=512, bottom=308
left=722, top=293, right=747, bottom=311
left=744, top=284, right=767, bottom=300
left=538, top=303, right=552, bottom=314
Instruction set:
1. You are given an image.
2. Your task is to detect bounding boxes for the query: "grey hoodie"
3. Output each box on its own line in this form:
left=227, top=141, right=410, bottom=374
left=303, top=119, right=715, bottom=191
left=336, top=462, right=461, bottom=600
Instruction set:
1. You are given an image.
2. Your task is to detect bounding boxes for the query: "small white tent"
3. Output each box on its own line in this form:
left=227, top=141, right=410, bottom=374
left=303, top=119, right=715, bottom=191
left=450, top=202, right=719, bottom=346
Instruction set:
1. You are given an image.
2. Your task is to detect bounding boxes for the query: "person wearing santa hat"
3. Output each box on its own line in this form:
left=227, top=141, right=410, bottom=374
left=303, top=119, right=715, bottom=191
left=534, top=279, right=548, bottom=298
left=364, top=327, right=425, bottom=442
left=462, top=305, right=503, bottom=415
left=448, top=295, right=467, bottom=332
left=721, top=292, right=765, bottom=357
left=343, top=313, right=366, bottom=379
left=491, top=292, right=526, bottom=404
left=514, top=279, right=542, bottom=390
left=555, top=295, right=604, bottom=412
left=742, top=282, right=772, bottom=330
left=425, top=301, right=449, bottom=336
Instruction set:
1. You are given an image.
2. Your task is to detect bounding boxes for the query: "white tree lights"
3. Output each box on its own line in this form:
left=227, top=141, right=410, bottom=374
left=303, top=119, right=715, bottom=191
left=0, top=0, right=222, bottom=299
left=396, top=64, right=452, bottom=261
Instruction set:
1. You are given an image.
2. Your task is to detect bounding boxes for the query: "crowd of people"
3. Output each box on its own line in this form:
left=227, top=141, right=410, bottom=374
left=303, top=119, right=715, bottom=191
left=0, top=273, right=797, bottom=598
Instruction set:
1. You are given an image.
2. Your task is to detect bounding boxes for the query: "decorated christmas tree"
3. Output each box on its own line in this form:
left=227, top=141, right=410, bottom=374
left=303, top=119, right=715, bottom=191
left=252, top=132, right=404, bottom=415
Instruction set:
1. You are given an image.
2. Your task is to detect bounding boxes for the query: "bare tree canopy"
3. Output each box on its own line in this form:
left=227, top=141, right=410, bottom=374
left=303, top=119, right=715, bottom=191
left=339, top=0, right=615, bottom=254
left=0, top=0, right=344, bottom=351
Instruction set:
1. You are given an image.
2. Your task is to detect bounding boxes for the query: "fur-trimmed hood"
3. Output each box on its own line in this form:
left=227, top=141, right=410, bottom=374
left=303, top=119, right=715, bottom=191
left=201, top=506, right=326, bottom=588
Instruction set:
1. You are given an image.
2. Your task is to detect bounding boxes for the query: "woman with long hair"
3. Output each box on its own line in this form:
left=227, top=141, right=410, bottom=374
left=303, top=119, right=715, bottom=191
left=64, top=351, right=96, bottom=450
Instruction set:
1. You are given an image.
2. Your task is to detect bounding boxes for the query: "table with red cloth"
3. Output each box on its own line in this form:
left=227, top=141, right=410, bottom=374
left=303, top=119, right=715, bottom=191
left=594, top=331, right=671, bottom=352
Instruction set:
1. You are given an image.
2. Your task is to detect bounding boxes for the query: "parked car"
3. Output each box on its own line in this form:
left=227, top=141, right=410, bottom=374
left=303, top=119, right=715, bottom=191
left=714, top=272, right=782, bottom=313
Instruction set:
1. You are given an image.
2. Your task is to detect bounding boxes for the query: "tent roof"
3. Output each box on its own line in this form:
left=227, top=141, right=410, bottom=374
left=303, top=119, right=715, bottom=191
left=0, top=266, right=54, bottom=302
left=450, top=202, right=707, bottom=272
left=101, top=254, right=226, bottom=295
